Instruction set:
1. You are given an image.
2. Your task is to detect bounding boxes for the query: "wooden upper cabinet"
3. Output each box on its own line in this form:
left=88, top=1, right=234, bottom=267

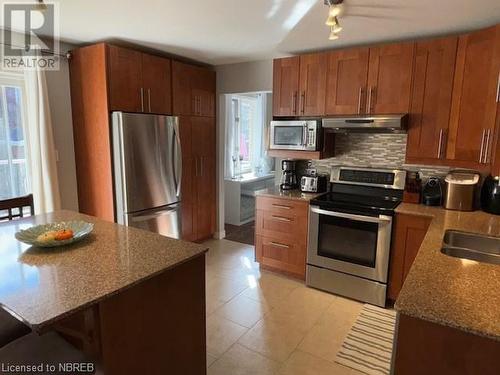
left=107, top=45, right=172, bottom=114
left=447, top=25, right=500, bottom=166
left=273, top=57, right=300, bottom=117
left=107, top=45, right=143, bottom=112
left=325, top=48, right=370, bottom=115
left=172, top=61, right=215, bottom=117
left=141, top=54, right=172, bottom=114
left=192, top=67, right=216, bottom=117
left=406, top=36, right=458, bottom=163
left=366, top=42, right=415, bottom=114
left=298, top=53, right=327, bottom=116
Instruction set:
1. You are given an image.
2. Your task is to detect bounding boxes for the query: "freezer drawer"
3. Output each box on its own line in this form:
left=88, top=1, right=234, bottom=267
left=125, top=204, right=182, bottom=239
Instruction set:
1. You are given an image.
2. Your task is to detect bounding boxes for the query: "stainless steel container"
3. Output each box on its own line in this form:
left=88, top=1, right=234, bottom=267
left=444, top=170, right=480, bottom=211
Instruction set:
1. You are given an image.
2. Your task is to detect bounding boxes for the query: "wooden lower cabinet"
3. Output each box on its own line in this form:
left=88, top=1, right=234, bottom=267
left=394, top=314, right=500, bottom=375
left=388, top=213, right=432, bottom=301
left=255, top=196, right=308, bottom=279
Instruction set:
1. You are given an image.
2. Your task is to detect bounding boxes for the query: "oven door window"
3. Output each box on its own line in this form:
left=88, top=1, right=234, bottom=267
left=317, top=214, right=378, bottom=268
left=274, top=126, right=304, bottom=146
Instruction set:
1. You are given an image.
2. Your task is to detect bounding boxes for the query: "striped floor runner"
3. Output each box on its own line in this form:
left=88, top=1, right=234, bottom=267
left=335, top=304, right=397, bottom=375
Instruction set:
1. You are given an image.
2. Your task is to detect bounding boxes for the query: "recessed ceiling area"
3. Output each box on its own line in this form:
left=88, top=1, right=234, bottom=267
left=2, top=0, right=500, bottom=65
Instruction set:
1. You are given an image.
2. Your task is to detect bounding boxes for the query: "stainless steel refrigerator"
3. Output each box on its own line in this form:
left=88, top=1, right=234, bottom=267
left=111, top=112, right=182, bottom=239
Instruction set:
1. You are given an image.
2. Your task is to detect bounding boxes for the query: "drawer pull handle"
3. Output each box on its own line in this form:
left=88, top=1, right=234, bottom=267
left=269, top=241, right=290, bottom=249
left=272, top=204, right=291, bottom=210
left=271, top=215, right=292, bottom=222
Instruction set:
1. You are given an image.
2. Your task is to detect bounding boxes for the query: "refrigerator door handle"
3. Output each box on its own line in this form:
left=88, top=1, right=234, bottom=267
left=172, top=120, right=182, bottom=198
left=129, top=206, right=180, bottom=222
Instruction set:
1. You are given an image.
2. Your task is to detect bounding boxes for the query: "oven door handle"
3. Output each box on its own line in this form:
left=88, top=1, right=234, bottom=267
left=310, top=207, right=392, bottom=224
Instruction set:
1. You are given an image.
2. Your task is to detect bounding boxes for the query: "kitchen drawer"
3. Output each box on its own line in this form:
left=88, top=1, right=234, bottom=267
left=255, top=209, right=308, bottom=244
left=256, top=196, right=308, bottom=217
left=255, top=235, right=306, bottom=279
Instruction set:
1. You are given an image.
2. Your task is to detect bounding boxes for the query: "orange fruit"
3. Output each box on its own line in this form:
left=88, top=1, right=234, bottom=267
left=55, top=229, right=74, bottom=241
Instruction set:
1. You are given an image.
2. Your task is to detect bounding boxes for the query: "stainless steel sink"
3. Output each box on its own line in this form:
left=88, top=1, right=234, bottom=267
left=441, top=230, right=500, bottom=266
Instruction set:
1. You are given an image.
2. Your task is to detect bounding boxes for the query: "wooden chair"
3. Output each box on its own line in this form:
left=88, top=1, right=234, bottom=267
left=0, top=194, right=34, bottom=221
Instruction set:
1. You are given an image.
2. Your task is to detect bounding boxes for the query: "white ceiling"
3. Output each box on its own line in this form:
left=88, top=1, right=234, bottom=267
left=2, top=0, right=500, bottom=65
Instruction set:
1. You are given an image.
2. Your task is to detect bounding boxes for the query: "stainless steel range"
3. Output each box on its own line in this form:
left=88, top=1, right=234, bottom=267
left=307, top=166, right=406, bottom=307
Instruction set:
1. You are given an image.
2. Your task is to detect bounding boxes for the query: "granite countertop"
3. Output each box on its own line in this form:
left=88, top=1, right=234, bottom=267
left=255, top=186, right=323, bottom=201
left=0, top=210, right=207, bottom=332
left=394, top=203, right=500, bottom=341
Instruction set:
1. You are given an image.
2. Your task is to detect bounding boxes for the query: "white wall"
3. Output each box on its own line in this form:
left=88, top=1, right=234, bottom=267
left=215, top=59, right=273, bottom=238
left=45, top=41, right=79, bottom=211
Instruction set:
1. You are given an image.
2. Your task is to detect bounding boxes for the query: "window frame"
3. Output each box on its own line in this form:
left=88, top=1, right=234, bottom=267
left=232, top=94, right=258, bottom=175
left=0, top=71, right=30, bottom=200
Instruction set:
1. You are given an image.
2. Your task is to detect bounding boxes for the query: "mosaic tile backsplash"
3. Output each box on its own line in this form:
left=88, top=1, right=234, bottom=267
left=311, top=133, right=452, bottom=180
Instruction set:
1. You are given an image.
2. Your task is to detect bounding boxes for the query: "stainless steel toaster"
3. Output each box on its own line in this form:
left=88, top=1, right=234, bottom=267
left=300, top=175, right=328, bottom=193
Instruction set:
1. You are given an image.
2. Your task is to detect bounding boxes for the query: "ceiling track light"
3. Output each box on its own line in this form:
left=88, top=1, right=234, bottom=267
left=35, top=0, right=48, bottom=12
left=324, top=0, right=344, bottom=40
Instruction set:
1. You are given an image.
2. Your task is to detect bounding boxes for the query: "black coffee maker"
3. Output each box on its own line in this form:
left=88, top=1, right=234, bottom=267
left=481, top=175, right=500, bottom=215
left=280, top=160, right=298, bottom=190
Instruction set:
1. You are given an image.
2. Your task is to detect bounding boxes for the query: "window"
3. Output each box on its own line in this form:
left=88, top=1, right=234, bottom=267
left=0, top=74, right=29, bottom=200
left=232, top=95, right=258, bottom=174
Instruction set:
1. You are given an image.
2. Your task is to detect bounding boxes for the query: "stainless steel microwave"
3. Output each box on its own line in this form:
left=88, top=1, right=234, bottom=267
left=269, top=120, right=319, bottom=151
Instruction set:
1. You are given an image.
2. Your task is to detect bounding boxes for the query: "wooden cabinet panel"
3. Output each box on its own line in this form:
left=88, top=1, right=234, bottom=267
left=447, top=25, right=500, bottom=166
left=325, top=48, right=370, bottom=115
left=192, top=67, right=216, bottom=117
left=367, top=42, right=415, bottom=114
left=255, top=196, right=308, bottom=279
left=172, top=61, right=215, bottom=117
left=179, top=116, right=216, bottom=241
left=192, top=117, right=216, bottom=240
left=273, top=57, right=300, bottom=116
left=172, top=61, right=193, bottom=116
left=141, top=54, right=172, bottom=114
left=107, top=45, right=143, bottom=112
left=255, top=235, right=306, bottom=279
left=255, top=208, right=308, bottom=244
left=388, top=213, right=432, bottom=301
left=406, top=37, right=458, bottom=163
left=70, top=44, right=115, bottom=222
left=298, top=53, right=327, bottom=116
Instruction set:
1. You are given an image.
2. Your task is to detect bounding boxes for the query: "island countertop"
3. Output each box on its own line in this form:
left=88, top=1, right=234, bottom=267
left=394, top=203, right=500, bottom=341
left=0, top=210, right=207, bottom=332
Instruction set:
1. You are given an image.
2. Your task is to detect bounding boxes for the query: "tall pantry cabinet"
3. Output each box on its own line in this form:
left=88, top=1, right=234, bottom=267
left=69, top=43, right=216, bottom=242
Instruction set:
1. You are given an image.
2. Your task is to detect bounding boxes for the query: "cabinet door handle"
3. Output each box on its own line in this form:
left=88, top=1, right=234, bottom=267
left=437, top=129, right=444, bottom=159
left=197, top=96, right=201, bottom=115
left=301, top=92, right=306, bottom=114
left=357, top=87, right=363, bottom=114
left=269, top=241, right=290, bottom=249
left=496, top=71, right=500, bottom=103
left=272, top=204, right=292, bottom=210
left=484, top=129, right=492, bottom=164
left=199, top=157, right=203, bottom=177
left=366, top=87, right=373, bottom=114
left=479, top=129, right=486, bottom=164
left=147, top=89, right=152, bottom=112
left=140, top=88, right=144, bottom=112
left=271, top=215, right=292, bottom=222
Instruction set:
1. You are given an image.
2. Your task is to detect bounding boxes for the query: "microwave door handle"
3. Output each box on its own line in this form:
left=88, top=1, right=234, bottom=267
left=310, top=207, right=391, bottom=224
left=303, top=125, right=308, bottom=146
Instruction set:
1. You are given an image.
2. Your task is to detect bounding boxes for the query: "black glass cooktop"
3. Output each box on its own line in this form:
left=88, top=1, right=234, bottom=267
left=311, top=191, right=402, bottom=216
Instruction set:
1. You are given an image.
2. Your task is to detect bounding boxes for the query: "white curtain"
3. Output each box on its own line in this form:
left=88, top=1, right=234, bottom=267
left=23, top=54, right=61, bottom=214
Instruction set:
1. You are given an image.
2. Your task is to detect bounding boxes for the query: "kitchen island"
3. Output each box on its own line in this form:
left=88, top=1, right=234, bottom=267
left=0, top=210, right=208, bottom=375
left=392, top=204, right=500, bottom=375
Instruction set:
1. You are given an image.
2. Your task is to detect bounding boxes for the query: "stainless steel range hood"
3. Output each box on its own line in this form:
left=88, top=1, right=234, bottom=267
left=322, top=114, right=408, bottom=133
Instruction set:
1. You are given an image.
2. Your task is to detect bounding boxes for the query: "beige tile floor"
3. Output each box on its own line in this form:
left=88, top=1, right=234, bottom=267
left=204, top=239, right=364, bottom=375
